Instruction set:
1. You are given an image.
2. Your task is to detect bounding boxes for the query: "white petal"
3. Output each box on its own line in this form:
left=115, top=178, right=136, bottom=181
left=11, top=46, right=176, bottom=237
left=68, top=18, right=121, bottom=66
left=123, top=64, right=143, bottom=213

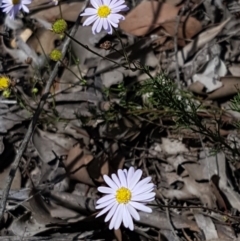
left=21, top=5, right=29, bottom=13
left=126, top=204, right=140, bottom=220
left=98, top=186, right=115, bottom=194
left=82, top=15, right=98, bottom=26
left=109, top=13, right=124, bottom=22
left=111, top=173, right=121, bottom=187
left=90, top=0, right=99, bottom=9
left=102, top=18, right=108, bottom=30
left=142, top=197, right=155, bottom=202
left=96, top=194, right=114, bottom=204
left=129, top=201, right=152, bottom=213
left=110, top=0, right=125, bottom=8
left=85, top=7, right=97, bottom=14
left=129, top=169, right=142, bottom=189
left=109, top=204, right=122, bottom=230
left=114, top=205, right=124, bottom=230
left=107, top=24, right=113, bottom=34
left=103, top=0, right=111, bottom=5
left=127, top=167, right=134, bottom=188
left=96, top=201, right=116, bottom=217
left=132, top=183, right=154, bottom=196
left=111, top=6, right=129, bottom=13
left=125, top=206, right=134, bottom=230
left=118, top=169, right=127, bottom=187
left=96, top=18, right=103, bottom=33
left=132, top=176, right=152, bottom=193
left=91, top=15, right=100, bottom=34
left=122, top=205, right=129, bottom=228
left=96, top=198, right=115, bottom=209
left=103, top=175, right=118, bottom=190
left=131, top=192, right=155, bottom=202
left=106, top=15, right=118, bottom=28
left=105, top=202, right=118, bottom=222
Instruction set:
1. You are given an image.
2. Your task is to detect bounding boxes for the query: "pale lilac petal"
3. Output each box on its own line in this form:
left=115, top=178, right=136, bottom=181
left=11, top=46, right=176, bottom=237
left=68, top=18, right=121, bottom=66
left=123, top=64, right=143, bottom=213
left=96, top=201, right=115, bottom=217
left=129, top=201, right=152, bottom=213
left=96, top=194, right=114, bottom=204
left=122, top=205, right=129, bottom=228
left=106, top=16, right=118, bottom=28
left=83, top=15, right=98, bottom=26
left=96, top=198, right=115, bottom=209
left=127, top=212, right=134, bottom=230
left=109, top=204, right=122, bottom=230
left=22, top=5, right=29, bottom=13
left=142, top=197, right=155, bottom=202
left=118, top=169, right=127, bottom=187
left=126, top=204, right=140, bottom=220
left=103, top=0, right=111, bottom=5
left=85, top=7, right=97, bottom=14
left=127, top=167, right=134, bottom=188
left=102, top=18, right=108, bottom=30
left=105, top=202, right=118, bottom=222
left=90, top=0, right=99, bottom=9
left=132, top=176, right=152, bottom=193
left=107, top=23, right=113, bottom=34
left=131, top=192, right=156, bottom=202
left=92, top=18, right=100, bottom=34
left=124, top=206, right=134, bottom=230
left=114, top=205, right=124, bottom=230
left=103, top=175, right=118, bottom=190
left=98, top=186, right=115, bottom=194
left=111, top=173, right=121, bottom=188
left=96, top=18, right=103, bottom=33
left=129, top=169, right=142, bottom=189
left=110, top=13, right=125, bottom=22
left=110, top=0, right=125, bottom=8
left=111, top=6, right=129, bottom=13
left=132, top=183, right=154, bottom=196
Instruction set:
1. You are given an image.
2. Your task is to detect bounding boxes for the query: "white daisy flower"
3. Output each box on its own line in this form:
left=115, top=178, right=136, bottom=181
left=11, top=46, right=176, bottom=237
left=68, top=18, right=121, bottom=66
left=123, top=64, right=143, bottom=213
left=1, top=0, right=32, bottom=19
left=80, top=0, right=129, bottom=35
left=96, top=167, right=155, bottom=230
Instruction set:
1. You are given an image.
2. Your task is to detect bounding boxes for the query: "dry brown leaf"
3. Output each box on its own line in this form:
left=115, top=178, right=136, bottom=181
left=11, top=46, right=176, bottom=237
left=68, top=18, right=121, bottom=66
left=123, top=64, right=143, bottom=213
left=31, top=2, right=84, bottom=22
left=63, top=143, right=95, bottom=186
left=32, top=128, right=76, bottom=162
left=0, top=166, right=21, bottom=190
left=120, top=1, right=181, bottom=36
left=27, top=28, right=60, bottom=55
left=206, top=77, right=240, bottom=100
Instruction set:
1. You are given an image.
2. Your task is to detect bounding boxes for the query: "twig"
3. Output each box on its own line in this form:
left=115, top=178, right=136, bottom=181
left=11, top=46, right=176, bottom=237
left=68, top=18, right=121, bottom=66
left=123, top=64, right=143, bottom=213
left=0, top=1, right=89, bottom=222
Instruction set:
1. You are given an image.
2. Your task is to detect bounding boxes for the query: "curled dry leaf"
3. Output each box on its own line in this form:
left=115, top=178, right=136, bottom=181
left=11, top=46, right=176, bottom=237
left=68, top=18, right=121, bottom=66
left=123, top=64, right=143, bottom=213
left=120, top=1, right=201, bottom=43
left=32, top=128, right=76, bottom=163
left=27, top=28, right=61, bottom=55
left=10, top=212, right=56, bottom=236
left=31, top=2, right=85, bottom=22
left=63, top=143, right=95, bottom=186
left=120, top=1, right=181, bottom=36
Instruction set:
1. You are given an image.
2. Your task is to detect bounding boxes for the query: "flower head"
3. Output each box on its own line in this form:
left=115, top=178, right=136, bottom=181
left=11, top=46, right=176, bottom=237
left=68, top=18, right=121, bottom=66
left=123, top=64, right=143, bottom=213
left=49, top=49, right=62, bottom=61
left=80, top=0, right=129, bottom=35
left=2, top=89, right=11, bottom=98
left=52, top=19, right=67, bottom=34
left=96, top=167, right=155, bottom=230
left=1, top=0, right=32, bottom=19
left=0, top=76, right=11, bottom=91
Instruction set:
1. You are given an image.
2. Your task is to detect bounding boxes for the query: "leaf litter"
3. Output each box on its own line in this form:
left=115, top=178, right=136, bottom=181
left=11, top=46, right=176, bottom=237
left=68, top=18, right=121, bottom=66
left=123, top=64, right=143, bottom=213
left=1, top=0, right=240, bottom=240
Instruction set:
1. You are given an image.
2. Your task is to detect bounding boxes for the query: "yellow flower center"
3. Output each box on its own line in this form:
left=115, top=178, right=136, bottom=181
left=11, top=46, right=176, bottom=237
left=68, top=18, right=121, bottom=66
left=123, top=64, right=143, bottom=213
left=97, top=5, right=111, bottom=18
left=115, top=187, right=131, bottom=204
left=12, top=0, right=20, bottom=5
left=0, top=76, right=10, bottom=90
left=49, top=49, right=62, bottom=62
